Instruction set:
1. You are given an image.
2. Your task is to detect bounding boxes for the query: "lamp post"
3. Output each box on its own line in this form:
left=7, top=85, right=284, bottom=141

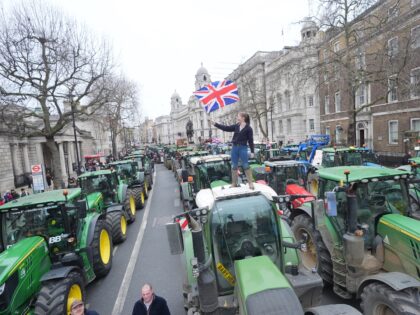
left=70, top=97, right=81, bottom=175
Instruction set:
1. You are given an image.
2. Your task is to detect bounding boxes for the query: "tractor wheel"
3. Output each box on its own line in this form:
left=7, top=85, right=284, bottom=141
left=107, top=211, right=127, bottom=244
left=91, top=219, right=113, bottom=277
left=124, top=190, right=137, bottom=222
left=361, top=282, right=420, bottom=315
left=291, top=215, right=333, bottom=284
left=148, top=175, right=153, bottom=189
left=132, top=187, right=145, bottom=210
left=35, top=271, right=85, bottom=315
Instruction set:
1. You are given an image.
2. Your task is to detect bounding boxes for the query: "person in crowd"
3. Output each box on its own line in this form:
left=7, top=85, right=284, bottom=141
left=210, top=112, right=255, bottom=189
left=46, top=171, right=53, bottom=189
left=20, top=188, right=29, bottom=197
left=132, top=283, right=170, bottom=315
left=402, top=150, right=412, bottom=165
left=10, top=189, right=20, bottom=200
left=70, top=299, right=99, bottom=315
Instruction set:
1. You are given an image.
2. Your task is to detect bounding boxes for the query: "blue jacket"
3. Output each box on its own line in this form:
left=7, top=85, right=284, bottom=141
left=132, top=295, right=170, bottom=315
left=214, top=123, right=254, bottom=153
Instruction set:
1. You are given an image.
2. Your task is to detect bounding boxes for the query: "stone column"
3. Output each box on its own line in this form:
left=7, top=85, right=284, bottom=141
left=68, top=141, right=74, bottom=176
left=58, top=142, right=68, bottom=180
left=10, top=144, right=18, bottom=175
left=22, top=144, right=31, bottom=173
left=35, top=143, right=45, bottom=165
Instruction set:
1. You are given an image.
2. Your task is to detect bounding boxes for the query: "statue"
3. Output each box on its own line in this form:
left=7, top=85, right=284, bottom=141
left=186, top=120, right=194, bottom=143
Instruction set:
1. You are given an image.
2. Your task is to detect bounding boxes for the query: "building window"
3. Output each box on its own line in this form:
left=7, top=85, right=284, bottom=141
left=324, top=95, right=330, bottom=114
left=325, top=126, right=330, bottom=136
left=388, top=75, right=398, bottom=102
left=411, top=118, right=420, bottom=131
left=335, top=126, right=343, bottom=144
left=388, top=120, right=398, bottom=144
left=355, top=82, right=368, bottom=107
left=276, top=92, right=282, bottom=112
left=355, top=47, right=365, bottom=70
left=334, top=91, right=341, bottom=112
left=388, top=37, right=398, bottom=59
left=309, top=119, right=315, bottom=131
left=287, top=119, right=292, bottom=133
left=285, top=90, right=291, bottom=110
left=388, top=4, right=399, bottom=20
left=279, top=120, right=283, bottom=134
left=411, top=68, right=420, bottom=98
left=333, top=41, right=340, bottom=53
left=308, top=95, right=314, bottom=107
left=411, top=26, right=420, bottom=49
left=303, top=120, right=307, bottom=132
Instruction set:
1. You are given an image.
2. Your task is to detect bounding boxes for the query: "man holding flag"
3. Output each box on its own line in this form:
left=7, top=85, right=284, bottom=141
left=194, top=79, right=254, bottom=189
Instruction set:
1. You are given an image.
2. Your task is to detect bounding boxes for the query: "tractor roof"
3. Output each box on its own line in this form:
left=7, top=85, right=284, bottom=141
left=318, top=166, right=411, bottom=182
left=79, top=170, right=114, bottom=178
left=181, top=150, right=208, bottom=157
left=195, top=183, right=277, bottom=209
left=109, top=160, right=134, bottom=166
left=264, top=160, right=301, bottom=168
left=190, top=154, right=230, bottom=165
left=322, top=147, right=371, bottom=153
left=0, top=188, right=81, bottom=211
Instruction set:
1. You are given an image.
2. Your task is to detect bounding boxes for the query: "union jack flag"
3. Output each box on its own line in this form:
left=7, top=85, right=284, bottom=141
left=193, top=80, right=239, bottom=113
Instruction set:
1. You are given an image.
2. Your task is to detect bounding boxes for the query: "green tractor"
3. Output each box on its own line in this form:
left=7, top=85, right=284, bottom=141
left=0, top=189, right=113, bottom=314
left=109, top=160, right=146, bottom=213
left=288, top=166, right=420, bottom=314
left=313, top=147, right=380, bottom=169
left=166, top=183, right=361, bottom=315
left=78, top=170, right=130, bottom=244
left=179, top=154, right=231, bottom=209
left=175, top=150, right=209, bottom=184
left=126, top=150, right=154, bottom=191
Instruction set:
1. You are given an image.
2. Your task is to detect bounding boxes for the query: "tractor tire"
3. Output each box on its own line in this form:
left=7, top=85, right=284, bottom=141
left=35, top=271, right=85, bottom=315
left=91, top=219, right=113, bottom=278
left=107, top=211, right=127, bottom=244
left=291, top=215, right=333, bottom=284
left=124, top=190, right=137, bottom=222
left=361, top=282, right=420, bottom=315
left=143, top=182, right=149, bottom=199
left=132, top=187, right=145, bottom=210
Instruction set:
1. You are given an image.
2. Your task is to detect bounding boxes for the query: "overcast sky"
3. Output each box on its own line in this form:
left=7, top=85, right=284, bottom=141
left=6, top=0, right=315, bottom=120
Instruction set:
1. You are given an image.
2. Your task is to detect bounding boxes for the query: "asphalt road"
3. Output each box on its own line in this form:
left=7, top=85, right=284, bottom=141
left=86, top=164, right=359, bottom=315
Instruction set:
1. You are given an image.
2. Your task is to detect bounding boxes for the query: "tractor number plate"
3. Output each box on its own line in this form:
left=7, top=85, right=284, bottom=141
left=217, top=262, right=236, bottom=286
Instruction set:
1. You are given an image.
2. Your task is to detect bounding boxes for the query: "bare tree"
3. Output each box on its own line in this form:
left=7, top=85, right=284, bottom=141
left=0, top=1, right=114, bottom=187
left=315, top=0, right=416, bottom=145
left=98, top=76, right=140, bottom=158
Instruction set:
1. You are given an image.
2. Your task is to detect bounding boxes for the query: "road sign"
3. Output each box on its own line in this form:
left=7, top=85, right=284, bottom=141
left=32, top=164, right=45, bottom=192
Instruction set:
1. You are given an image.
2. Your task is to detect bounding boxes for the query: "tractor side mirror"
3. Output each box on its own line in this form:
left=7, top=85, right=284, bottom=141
left=166, top=222, right=184, bottom=255
left=76, top=199, right=87, bottom=218
left=325, top=192, right=337, bottom=216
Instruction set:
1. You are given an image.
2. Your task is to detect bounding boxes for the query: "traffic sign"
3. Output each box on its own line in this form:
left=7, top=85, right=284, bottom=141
left=31, top=164, right=42, bottom=174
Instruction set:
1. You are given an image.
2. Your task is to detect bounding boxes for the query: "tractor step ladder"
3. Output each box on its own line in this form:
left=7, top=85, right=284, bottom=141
left=332, top=245, right=352, bottom=299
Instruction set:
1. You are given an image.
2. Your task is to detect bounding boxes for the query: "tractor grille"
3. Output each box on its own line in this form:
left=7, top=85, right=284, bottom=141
left=0, top=271, right=19, bottom=311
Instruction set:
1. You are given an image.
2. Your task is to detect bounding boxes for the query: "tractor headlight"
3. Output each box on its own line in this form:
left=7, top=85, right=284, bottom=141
left=0, top=283, right=5, bottom=295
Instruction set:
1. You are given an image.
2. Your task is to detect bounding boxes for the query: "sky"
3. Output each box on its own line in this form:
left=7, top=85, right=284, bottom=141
left=4, top=0, right=314, bottom=120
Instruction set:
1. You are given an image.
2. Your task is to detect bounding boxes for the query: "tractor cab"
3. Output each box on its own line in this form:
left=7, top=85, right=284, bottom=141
left=78, top=170, right=119, bottom=205
left=189, top=155, right=232, bottom=190
left=108, top=161, right=138, bottom=184
left=264, top=161, right=307, bottom=195
left=320, top=147, right=380, bottom=168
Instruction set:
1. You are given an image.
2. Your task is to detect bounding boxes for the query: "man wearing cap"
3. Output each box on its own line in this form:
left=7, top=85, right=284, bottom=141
left=70, top=300, right=99, bottom=315
left=132, top=283, right=170, bottom=315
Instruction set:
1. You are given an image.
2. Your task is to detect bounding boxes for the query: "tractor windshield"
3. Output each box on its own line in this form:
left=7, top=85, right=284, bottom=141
left=80, top=174, right=116, bottom=199
left=197, top=161, right=231, bottom=187
left=115, top=163, right=135, bottom=179
left=211, top=195, right=280, bottom=293
left=269, top=166, right=305, bottom=194
left=1, top=206, right=68, bottom=249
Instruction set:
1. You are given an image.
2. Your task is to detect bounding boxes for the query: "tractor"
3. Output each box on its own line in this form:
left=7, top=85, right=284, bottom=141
left=78, top=170, right=131, bottom=244
left=126, top=150, right=154, bottom=190
left=165, top=183, right=361, bottom=315
left=174, top=150, right=209, bottom=184
left=288, top=166, right=420, bottom=314
left=312, top=147, right=380, bottom=169
left=108, top=160, right=146, bottom=212
left=0, top=189, right=113, bottom=314
left=179, top=154, right=231, bottom=209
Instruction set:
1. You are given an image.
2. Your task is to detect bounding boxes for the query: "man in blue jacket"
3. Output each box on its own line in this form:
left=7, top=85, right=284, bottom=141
left=132, top=283, right=171, bottom=315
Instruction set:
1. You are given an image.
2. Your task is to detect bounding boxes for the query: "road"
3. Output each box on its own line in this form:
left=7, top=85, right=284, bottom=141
left=86, top=164, right=358, bottom=315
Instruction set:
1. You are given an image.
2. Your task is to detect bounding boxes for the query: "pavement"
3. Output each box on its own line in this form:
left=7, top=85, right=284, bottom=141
left=86, top=164, right=359, bottom=315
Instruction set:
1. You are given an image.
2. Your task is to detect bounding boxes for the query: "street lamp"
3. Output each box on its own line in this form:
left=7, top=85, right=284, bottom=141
left=69, top=96, right=81, bottom=175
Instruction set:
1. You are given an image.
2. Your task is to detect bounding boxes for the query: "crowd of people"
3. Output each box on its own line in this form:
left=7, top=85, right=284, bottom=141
left=0, top=188, right=30, bottom=205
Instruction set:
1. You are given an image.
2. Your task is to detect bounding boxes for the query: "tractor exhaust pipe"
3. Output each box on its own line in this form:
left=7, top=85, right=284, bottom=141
left=344, top=194, right=364, bottom=266
left=191, top=228, right=219, bottom=313
left=347, top=194, right=358, bottom=233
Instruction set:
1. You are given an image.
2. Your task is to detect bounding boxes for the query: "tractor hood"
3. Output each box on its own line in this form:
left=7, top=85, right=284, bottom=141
left=378, top=214, right=419, bottom=241
left=0, top=236, right=46, bottom=283
left=235, top=256, right=304, bottom=315
left=86, top=191, right=103, bottom=209
left=285, top=184, right=314, bottom=208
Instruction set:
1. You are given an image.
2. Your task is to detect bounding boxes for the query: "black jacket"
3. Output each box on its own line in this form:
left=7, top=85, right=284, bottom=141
left=214, top=123, right=254, bottom=153
left=132, top=295, right=171, bottom=315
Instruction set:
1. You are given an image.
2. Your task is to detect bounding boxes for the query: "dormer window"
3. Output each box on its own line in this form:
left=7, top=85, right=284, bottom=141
left=203, top=75, right=207, bottom=81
